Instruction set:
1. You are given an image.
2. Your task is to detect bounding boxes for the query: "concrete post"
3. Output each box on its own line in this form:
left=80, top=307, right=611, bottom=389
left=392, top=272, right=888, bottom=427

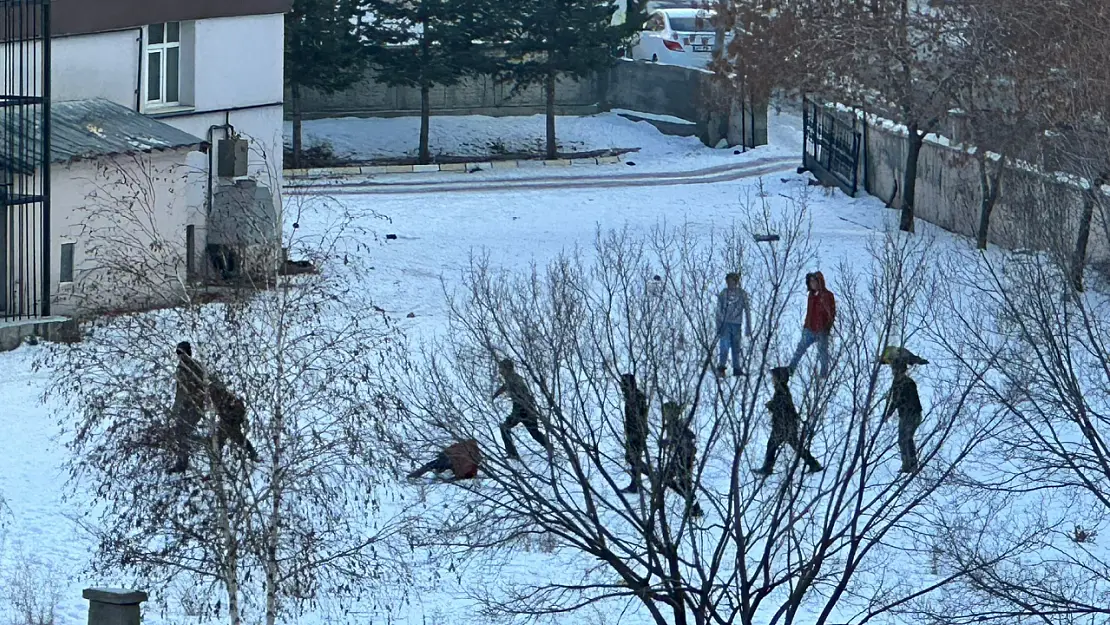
left=83, top=588, right=148, bottom=625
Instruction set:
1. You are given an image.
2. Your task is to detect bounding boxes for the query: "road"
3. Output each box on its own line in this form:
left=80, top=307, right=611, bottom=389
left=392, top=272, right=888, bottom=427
left=284, top=155, right=799, bottom=196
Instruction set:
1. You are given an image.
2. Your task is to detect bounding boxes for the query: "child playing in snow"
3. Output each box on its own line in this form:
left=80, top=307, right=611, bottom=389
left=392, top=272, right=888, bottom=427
left=788, top=271, right=836, bottom=378
left=755, top=367, right=822, bottom=475
left=493, top=358, right=550, bottom=460
left=408, top=439, right=483, bottom=481
left=715, top=272, right=753, bottom=378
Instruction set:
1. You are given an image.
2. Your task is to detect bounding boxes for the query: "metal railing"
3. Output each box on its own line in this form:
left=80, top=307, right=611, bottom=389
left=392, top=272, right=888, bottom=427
left=1, top=0, right=50, bottom=320
left=801, top=95, right=861, bottom=197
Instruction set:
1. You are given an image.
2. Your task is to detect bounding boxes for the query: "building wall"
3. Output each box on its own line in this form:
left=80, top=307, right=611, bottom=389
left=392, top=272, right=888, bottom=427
left=51, top=30, right=139, bottom=104
left=1, top=14, right=285, bottom=177
left=48, top=150, right=206, bottom=317
left=23, top=13, right=286, bottom=264
left=861, top=120, right=1110, bottom=263
left=292, top=59, right=766, bottom=149
left=191, top=14, right=284, bottom=112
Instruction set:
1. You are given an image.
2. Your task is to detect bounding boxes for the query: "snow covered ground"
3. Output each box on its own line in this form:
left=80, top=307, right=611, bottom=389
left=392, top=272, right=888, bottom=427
left=0, top=111, right=1009, bottom=625
left=283, top=110, right=800, bottom=172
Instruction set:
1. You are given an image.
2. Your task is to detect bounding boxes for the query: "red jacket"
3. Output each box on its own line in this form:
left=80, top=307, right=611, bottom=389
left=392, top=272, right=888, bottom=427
left=444, top=439, right=482, bottom=480
left=803, top=271, right=836, bottom=333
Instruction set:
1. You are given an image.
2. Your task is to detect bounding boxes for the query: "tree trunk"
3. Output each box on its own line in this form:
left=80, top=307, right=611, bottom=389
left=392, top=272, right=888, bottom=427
left=291, top=83, right=302, bottom=171
left=419, top=81, right=431, bottom=165
left=545, top=70, right=557, bottom=160
left=264, top=410, right=282, bottom=625
left=900, top=127, right=924, bottom=233
left=1070, top=172, right=1109, bottom=292
left=976, top=154, right=1004, bottom=250
left=265, top=321, right=287, bottom=625
left=212, top=436, right=243, bottom=625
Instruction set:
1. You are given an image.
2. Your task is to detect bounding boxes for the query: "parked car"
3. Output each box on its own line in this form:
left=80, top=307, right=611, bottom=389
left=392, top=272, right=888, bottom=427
left=628, top=8, right=720, bottom=69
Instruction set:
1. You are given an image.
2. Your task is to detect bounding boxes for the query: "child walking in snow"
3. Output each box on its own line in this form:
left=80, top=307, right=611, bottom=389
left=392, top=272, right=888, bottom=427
left=619, top=373, right=650, bottom=494
left=493, top=358, right=550, bottom=460
left=788, top=271, right=836, bottom=378
left=880, top=346, right=929, bottom=473
left=755, top=367, right=822, bottom=475
left=716, top=272, right=753, bottom=378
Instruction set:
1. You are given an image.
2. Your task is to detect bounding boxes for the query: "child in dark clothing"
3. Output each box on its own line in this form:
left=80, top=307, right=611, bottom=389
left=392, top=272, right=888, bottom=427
left=661, top=401, right=703, bottom=517
left=619, top=373, right=650, bottom=494
left=493, top=358, right=550, bottom=459
left=755, top=367, right=822, bottom=475
left=880, top=346, right=928, bottom=473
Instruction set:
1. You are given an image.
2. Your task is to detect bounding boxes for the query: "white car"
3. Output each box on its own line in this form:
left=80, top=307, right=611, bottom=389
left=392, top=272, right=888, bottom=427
left=629, top=8, right=720, bottom=69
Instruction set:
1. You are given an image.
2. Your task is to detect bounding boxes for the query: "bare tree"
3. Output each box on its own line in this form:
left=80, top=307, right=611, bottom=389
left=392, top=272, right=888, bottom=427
left=958, top=0, right=1110, bottom=289
left=394, top=189, right=993, bottom=625
left=751, top=0, right=983, bottom=232
left=35, top=154, right=416, bottom=625
left=924, top=240, right=1110, bottom=623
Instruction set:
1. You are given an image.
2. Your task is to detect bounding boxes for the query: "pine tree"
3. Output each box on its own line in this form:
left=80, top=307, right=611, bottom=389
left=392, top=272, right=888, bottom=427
left=285, top=0, right=366, bottom=169
left=360, top=0, right=494, bottom=165
left=497, top=0, right=640, bottom=159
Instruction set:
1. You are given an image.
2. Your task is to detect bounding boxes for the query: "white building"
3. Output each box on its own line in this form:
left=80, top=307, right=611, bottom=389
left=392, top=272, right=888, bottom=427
left=50, top=3, right=288, bottom=188
left=1, top=0, right=291, bottom=323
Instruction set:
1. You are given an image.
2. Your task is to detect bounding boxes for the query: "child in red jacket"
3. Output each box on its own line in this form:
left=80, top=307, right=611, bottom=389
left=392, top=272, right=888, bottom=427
left=788, top=271, right=836, bottom=378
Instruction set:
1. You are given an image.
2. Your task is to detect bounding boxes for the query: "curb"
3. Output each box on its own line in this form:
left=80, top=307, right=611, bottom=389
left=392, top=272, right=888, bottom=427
left=283, top=154, right=625, bottom=179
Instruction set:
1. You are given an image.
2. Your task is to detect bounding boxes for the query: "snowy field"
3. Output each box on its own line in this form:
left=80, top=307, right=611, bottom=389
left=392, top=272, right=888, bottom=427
left=282, top=110, right=792, bottom=171
left=0, top=111, right=1087, bottom=625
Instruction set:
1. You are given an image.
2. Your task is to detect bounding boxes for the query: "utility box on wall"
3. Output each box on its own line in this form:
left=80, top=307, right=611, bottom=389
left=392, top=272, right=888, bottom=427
left=217, top=138, right=249, bottom=178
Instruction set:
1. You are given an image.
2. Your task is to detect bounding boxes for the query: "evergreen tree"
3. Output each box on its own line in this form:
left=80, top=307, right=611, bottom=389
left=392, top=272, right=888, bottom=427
left=360, top=0, right=493, bottom=165
left=497, top=0, right=642, bottom=159
left=285, top=0, right=366, bottom=169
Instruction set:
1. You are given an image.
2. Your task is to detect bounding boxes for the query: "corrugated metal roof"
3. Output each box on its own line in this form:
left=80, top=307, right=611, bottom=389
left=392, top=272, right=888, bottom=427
left=0, top=97, right=206, bottom=174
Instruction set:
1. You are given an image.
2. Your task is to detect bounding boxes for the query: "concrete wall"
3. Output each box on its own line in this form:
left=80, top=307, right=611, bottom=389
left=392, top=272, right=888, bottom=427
left=292, top=59, right=767, bottom=148
left=293, top=70, right=604, bottom=119
left=862, top=120, right=1110, bottom=263
left=1, top=14, right=286, bottom=209
left=47, top=150, right=207, bottom=317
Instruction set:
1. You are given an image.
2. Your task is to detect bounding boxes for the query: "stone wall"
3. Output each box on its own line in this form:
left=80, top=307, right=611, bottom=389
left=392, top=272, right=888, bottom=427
left=292, top=71, right=605, bottom=119
left=861, top=119, right=1110, bottom=263
left=290, top=59, right=767, bottom=148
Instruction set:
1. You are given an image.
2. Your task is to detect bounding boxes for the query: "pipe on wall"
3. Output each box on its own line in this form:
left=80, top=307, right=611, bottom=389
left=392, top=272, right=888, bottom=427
left=134, top=26, right=143, bottom=111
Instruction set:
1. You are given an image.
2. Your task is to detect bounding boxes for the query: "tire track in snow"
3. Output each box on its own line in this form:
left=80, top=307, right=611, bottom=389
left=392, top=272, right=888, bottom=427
left=286, top=156, right=799, bottom=196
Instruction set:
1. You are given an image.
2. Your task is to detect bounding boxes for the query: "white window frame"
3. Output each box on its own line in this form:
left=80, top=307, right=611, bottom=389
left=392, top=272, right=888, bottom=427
left=145, top=22, right=181, bottom=107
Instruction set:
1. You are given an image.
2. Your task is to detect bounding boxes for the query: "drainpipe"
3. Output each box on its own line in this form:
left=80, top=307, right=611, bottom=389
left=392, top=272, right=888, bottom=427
left=134, top=27, right=143, bottom=111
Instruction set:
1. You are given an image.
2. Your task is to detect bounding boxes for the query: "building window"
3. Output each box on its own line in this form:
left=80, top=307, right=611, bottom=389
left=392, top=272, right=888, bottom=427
left=59, top=243, right=75, bottom=284
left=146, top=22, right=181, bottom=106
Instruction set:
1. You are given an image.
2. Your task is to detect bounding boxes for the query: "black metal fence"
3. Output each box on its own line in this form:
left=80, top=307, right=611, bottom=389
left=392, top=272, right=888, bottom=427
left=0, top=0, right=50, bottom=320
left=801, top=96, right=861, bottom=197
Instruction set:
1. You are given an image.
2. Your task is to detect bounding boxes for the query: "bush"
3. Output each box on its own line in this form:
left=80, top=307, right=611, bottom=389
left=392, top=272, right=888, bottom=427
left=3, top=548, right=61, bottom=625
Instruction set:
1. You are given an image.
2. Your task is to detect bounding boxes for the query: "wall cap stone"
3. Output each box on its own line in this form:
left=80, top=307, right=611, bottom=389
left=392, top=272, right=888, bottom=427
left=82, top=589, right=149, bottom=605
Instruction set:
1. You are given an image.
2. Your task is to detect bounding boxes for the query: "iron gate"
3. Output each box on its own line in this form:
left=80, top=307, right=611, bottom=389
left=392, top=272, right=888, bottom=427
left=0, top=0, right=51, bottom=320
left=800, top=95, right=861, bottom=197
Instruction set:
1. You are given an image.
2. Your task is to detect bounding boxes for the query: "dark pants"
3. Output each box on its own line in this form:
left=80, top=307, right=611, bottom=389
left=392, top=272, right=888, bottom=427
left=500, top=404, right=549, bottom=458
left=664, top=465, right=702, bottom=516
left=626, top=438, right=648, bottom=476
left=217, top=418, right=259, bottom=462
left=760, top=424, right=821, bottom=472
left=170, top=403, right=202, bottom=473
left=408, top=452, right=452, bottom=479
left=898, top=411, right=922, bottom=472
